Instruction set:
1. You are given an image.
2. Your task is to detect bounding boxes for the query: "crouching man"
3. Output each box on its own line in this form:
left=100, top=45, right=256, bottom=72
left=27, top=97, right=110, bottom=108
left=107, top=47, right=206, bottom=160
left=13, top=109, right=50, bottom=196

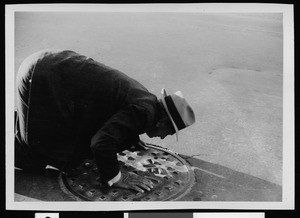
left=15, top=50, right=195, bottom=193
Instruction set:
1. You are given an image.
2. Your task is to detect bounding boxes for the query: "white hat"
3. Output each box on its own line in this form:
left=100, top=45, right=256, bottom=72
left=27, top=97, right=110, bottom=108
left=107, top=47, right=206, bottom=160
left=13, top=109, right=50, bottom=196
left=161, top=88, right=196, bottom=141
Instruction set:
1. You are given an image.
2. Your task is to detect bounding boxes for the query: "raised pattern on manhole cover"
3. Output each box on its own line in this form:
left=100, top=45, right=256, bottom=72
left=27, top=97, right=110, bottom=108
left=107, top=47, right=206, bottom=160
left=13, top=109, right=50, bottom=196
left=59, top=144, right=195, bottom=201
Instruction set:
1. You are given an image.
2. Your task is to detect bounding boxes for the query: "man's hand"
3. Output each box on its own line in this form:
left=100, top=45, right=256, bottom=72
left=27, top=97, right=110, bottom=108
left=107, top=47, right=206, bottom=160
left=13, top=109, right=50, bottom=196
left=113, top=171, right=154, bottom=193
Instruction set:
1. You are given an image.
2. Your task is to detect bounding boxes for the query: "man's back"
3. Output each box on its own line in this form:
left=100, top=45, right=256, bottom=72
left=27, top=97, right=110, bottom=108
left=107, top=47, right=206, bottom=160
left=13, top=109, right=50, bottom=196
left=19, top=50, right=158, bottom=162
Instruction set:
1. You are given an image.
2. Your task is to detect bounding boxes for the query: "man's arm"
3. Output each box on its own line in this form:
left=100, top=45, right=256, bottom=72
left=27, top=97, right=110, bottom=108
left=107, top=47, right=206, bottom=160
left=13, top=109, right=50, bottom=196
left=90, top=104, right=154, bottom=191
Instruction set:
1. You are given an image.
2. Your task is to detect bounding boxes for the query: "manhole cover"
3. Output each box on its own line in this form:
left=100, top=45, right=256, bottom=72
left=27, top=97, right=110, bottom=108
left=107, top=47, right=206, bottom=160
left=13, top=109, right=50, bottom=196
left=59, top=144, right=195, bottom=201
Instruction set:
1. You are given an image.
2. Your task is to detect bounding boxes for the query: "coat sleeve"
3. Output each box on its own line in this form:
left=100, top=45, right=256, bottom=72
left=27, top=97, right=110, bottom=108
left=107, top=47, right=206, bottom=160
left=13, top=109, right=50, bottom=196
left=90, top=104, right=150, bottom=184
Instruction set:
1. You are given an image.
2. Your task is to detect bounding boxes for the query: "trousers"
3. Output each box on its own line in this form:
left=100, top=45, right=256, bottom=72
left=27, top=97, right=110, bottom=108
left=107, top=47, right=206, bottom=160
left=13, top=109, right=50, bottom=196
left=15, top=51, right=66, bottom=172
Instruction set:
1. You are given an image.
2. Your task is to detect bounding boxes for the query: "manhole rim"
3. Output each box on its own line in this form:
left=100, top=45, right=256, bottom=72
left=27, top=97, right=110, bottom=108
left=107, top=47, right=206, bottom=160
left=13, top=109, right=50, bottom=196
left=59, top=143, right=195, bottom=201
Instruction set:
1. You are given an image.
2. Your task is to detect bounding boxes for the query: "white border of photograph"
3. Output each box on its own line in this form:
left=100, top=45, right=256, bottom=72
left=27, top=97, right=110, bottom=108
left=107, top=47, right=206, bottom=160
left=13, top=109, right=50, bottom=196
left=5, top=3, right=294, bottom=210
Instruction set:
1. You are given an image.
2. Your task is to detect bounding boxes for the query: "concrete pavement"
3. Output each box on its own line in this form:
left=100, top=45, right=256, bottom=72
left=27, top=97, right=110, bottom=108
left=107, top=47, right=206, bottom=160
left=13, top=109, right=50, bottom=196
left=14, top=152, right=281, bottom=201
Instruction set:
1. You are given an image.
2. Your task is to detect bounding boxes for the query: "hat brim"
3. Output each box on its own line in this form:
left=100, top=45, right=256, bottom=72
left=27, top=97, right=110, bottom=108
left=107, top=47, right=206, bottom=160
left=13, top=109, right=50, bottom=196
left=161, top=88, right=179, bottom=141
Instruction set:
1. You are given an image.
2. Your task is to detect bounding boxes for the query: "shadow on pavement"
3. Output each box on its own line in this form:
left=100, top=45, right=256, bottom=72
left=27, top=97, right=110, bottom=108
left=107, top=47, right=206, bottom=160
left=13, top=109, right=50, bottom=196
left=180, top=155, right=282, bottom=201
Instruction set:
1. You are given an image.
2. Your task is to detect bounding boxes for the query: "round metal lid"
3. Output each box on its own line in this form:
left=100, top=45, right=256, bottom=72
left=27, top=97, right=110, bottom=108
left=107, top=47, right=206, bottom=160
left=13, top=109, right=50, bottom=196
left=59, top=144, right=195, bottom=201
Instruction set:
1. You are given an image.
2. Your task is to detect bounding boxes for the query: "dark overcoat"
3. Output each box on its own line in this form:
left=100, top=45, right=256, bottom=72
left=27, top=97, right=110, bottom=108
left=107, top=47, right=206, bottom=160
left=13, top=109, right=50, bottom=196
left=22, top=50, right=159, bottom=182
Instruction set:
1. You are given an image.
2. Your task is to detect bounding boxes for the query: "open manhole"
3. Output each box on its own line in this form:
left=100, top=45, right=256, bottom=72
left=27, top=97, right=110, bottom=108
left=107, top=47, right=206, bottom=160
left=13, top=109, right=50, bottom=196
left=59, top=144, right=195, bottom=201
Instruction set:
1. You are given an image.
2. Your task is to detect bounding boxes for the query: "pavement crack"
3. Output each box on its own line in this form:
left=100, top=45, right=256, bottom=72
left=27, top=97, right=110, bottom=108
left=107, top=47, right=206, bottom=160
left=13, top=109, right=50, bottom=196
left=180, top=153, right=209, bottom=160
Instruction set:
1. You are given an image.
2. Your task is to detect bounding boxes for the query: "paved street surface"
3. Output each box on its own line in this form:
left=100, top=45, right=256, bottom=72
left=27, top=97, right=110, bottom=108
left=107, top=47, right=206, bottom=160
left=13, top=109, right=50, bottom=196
left=14, top=12, right=283, bottom=201
left=14, top=155, right=281, bottom=201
